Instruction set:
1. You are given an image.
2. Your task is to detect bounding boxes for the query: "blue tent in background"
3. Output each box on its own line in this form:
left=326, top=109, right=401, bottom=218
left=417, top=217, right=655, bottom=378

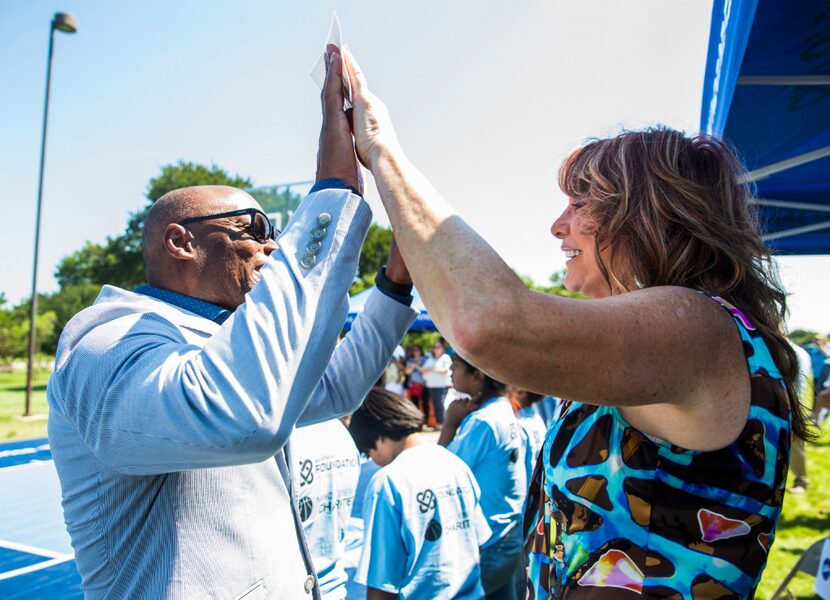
left=344, top=287, right=435, bottom=332
left=700, top=0, right=830, bottom=254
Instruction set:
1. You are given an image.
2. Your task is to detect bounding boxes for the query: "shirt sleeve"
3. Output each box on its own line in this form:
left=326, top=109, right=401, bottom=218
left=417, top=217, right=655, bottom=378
left=354, top=473, right=407, bottom=593
left=436, top=353, right=453, bottom=374
left=49, top=188, right=371, bottom=474
left=447, top=416, right=496, bottom=471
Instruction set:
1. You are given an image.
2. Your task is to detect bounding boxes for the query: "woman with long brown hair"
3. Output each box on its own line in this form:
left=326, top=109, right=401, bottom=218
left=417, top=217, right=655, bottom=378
left=326, top=46, right=810, bottom=598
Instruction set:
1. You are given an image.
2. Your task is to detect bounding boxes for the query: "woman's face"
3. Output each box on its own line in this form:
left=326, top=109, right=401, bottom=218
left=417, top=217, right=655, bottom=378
left=431, top=343, right=444, bottom=357
left=551, top=198, right=613, bottom=299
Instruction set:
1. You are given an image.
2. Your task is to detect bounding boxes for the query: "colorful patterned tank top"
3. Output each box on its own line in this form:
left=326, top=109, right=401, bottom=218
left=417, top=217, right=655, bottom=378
left=524, top=297, right=792, bottom=599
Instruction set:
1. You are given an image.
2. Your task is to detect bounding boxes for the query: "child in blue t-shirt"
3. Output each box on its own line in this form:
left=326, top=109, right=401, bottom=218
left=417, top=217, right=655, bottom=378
left=292, top=419, right=361, bottom=599
left=439, top=355, right=527, bottom=600
left=508, top=386, right=549, bottom=488
left=348, top=388, right=490, bottom=599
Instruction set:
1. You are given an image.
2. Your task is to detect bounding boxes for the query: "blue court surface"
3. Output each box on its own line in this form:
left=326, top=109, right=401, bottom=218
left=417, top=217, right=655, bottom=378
left=0, top=438, right=81, bottom=599
left=0, top=437, right=372, bottom=598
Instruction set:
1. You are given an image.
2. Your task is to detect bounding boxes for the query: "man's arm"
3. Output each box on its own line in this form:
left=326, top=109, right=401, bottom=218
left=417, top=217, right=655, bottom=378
left=49, top=47, right=370, bottom=474
left=298, top=238, right=416, bottom=425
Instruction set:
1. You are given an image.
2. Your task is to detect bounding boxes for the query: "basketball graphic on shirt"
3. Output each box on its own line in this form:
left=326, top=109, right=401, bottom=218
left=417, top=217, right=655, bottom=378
left=416, top=489, right=436, bottom=513
left=509, top=448, right=520, bottom=463
left=425, top=518, right=443, bottom=542
left=299, top=496, right=314, bottom=522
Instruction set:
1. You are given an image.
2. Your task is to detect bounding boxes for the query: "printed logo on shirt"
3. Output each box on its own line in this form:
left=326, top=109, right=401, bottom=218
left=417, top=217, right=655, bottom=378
left=425, top=518, right=443, bottom=542
left=509, top=422, right=520, bottom=439
left=299, top=496, right=314, bottom=522
left=315, top=490, right=355, bottom=515
left=299, top=459, right=314, bottom=486
left=509, top=448, right=520, bottom=463
left=416, top=489, right=437, bottom=513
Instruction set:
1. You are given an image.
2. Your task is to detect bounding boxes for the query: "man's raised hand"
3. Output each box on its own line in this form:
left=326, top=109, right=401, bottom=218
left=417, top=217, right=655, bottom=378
left=317, top=45, right=363, bottom=194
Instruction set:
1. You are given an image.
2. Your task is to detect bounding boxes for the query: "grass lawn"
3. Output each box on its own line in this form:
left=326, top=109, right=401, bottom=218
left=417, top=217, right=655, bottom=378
left=0, top=369, right=50, bottom=441
left=0, top=367, right=827, bottom=596
left=756, top=426, right=830, bottom=599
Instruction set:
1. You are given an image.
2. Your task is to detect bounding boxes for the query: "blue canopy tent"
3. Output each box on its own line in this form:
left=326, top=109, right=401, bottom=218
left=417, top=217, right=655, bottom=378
left=700, top=0, right=830, bottom=254
left=344, top=287, right=436, bottom=331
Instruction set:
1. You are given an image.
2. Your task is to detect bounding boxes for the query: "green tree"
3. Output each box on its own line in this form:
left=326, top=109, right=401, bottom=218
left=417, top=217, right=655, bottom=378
left=517, top=270, right=584, bottom=298
left=37, top=284, right=102, bottom=354
left=789, top=329, right=819, bottom=346
left=0, top=295, right=57, bottom=361
left=349, top=224, right=394, bottom=295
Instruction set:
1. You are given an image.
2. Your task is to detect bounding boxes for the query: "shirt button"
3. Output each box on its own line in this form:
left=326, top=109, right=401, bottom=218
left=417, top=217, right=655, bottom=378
left=310, top=227, right=327, bottom=241
left=317, top=212, right=332, bottom=226
left=305, top=241, right=322, bottom=255
left=300, top=254, right=317, bottom=269
left=304, top=574, right=315, bottom=593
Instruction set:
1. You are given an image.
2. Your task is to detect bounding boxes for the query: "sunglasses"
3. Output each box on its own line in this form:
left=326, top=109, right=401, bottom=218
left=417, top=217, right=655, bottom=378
left=178, top=208, right=278, bottom=244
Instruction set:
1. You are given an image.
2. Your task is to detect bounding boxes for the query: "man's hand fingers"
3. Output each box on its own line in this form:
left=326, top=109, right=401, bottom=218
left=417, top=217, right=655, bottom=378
left=323, top=45, right=344, bottom=114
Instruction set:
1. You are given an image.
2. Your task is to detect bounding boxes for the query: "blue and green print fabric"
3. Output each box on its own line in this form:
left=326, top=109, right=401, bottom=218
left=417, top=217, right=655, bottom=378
left=524, top=296, right=792, bottom=598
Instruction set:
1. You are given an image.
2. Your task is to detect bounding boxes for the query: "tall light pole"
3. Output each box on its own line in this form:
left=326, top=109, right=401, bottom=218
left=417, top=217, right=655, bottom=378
left=25, top=12, right=77, bottom=417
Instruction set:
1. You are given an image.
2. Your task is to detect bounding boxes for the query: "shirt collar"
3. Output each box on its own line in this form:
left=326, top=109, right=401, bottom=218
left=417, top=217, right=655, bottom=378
left=135, top=285, right=232, bottom=324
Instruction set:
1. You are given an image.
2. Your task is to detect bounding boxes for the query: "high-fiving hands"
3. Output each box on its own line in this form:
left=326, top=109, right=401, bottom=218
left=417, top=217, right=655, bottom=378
left=317, top=45, right=363, bottom=194
left=341, top=47, right=403, bottom=171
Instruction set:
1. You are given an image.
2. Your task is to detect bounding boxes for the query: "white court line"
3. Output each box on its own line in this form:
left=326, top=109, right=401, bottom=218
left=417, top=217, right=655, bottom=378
left=0, top=458, right=55, bottom=473
left=0, top=555, right=75, bottom=581
left=0, top=539, right=71, bottom=559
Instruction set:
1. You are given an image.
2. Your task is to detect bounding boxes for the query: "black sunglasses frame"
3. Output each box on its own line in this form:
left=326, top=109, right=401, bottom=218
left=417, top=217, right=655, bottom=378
left=178, top=208, right=278, bottom=243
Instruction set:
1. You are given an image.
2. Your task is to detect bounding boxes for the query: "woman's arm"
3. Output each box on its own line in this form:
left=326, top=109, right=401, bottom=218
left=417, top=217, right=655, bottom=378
left=341, top=50, right=750, bottom=450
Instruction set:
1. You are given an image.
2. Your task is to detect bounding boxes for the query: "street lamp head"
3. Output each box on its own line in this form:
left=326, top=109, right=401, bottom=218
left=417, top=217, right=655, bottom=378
left=52, top=12, right=78, bottom=34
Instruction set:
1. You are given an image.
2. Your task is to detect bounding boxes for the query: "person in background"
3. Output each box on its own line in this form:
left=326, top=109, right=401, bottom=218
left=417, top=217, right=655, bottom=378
left=533, top=395, right=564, bottom=428
left=787, top=341, right=814, bottom=494
left=292, top=418, right=362, bottom=599
left=421, top=339, right=453, bottom=427
left=341, top=49, right=810, bottom=598
left=349, top=388, right=491, bottom=599
left=508, top=386, right=548, bottom=488
left=404, top=345, right=428, bottom=416
left=439, top=355, right=526, bottom=600
left=383, top=355, right=406, bottom=396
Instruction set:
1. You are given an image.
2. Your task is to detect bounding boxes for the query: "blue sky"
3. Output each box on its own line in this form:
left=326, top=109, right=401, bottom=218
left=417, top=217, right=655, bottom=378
left=2, top=1, right=828, bottom=332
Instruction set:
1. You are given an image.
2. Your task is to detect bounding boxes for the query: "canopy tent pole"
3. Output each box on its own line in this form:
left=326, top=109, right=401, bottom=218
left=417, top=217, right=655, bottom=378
left=739, top=144, right=830, bottom=183
left=754, top=199, right=830, bottom=213
left=738, top=75, right=830, bottom=85
left=762, top=220, right=830, bottom=242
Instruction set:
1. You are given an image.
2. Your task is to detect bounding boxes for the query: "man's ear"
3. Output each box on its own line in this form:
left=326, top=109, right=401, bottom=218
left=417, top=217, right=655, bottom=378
left=164, top=224, right=196, bottom=261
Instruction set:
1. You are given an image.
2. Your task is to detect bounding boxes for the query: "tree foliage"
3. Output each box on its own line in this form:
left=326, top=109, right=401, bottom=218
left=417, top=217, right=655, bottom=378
left=349, top=224, right=394, bottom=295
left=789, top=329, right=819, bottom=346
left=0, top=294, right=57, bottom=360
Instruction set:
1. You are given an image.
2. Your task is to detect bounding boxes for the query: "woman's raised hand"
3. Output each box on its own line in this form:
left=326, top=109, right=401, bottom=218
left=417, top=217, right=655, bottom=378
left=342, top=46, right=402, bottom=169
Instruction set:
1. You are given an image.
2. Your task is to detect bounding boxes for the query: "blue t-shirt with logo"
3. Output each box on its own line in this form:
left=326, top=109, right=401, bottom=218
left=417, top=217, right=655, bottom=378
left=292, top=420, right=361, bottom=600
left=517, top=406, right=548, bottom=488
left=355, top=444, right=490, bottom=599
left=447, top=396, right=526, bottom=548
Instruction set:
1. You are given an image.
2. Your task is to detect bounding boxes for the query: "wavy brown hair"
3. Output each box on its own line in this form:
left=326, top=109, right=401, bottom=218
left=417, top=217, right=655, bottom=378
left=558, top=127, right=812, bottom=441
